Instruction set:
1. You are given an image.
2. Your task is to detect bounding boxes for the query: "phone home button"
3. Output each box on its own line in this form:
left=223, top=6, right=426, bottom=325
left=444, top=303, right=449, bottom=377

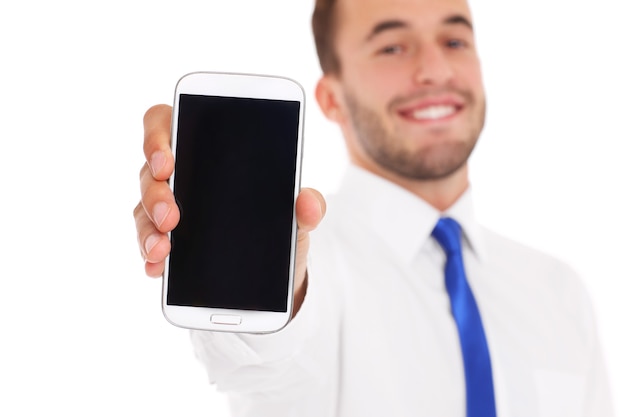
left=210, top=314, right=242, bottom=326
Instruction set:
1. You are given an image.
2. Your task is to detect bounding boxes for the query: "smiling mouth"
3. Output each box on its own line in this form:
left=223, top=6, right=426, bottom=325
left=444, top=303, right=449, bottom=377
left=398, top=104, right=462, bottom=123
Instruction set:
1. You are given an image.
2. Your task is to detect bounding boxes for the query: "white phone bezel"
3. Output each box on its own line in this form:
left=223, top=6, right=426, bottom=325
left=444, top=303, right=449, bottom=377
left=162, top=71, right=305, bottom=333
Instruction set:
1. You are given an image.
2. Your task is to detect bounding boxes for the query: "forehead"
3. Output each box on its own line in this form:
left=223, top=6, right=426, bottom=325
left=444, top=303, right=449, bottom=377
left=335, top=0, right=473, bottom=39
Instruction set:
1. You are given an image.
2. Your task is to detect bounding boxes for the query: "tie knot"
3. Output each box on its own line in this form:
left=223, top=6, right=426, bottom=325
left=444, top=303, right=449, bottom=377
left=432, top=217, right=463, bottom=256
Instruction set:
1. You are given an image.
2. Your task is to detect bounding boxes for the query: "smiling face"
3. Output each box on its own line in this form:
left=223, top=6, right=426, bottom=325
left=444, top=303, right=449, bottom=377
left=317, top=0, right=486, bottom=184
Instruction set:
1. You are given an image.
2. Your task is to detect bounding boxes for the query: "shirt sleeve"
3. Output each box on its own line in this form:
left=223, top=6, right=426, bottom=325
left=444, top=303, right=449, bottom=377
left=580, top=290, right=615, bottom=417
left=189, top=252, right=342, bottom=417
left=584, top=343, right=614, bottom=416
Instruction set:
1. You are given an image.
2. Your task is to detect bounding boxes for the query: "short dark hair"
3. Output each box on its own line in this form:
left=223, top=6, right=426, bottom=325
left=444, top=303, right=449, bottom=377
left=312, top=0, right=341, bottom=74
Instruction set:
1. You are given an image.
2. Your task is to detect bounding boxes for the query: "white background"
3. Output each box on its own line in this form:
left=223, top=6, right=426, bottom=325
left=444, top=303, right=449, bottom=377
left=1, top=0, right=624, bottom=415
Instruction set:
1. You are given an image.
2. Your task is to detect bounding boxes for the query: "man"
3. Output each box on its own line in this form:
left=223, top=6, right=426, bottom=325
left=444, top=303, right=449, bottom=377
left=134, top=0, right=614, bottom=415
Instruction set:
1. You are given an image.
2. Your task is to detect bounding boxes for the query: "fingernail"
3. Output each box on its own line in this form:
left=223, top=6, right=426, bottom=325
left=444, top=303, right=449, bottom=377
left=150, top=151, right=166, bottom=176
left=145, top=234, right=160, bottom=255
left=153, top=202, right=170, bottom=228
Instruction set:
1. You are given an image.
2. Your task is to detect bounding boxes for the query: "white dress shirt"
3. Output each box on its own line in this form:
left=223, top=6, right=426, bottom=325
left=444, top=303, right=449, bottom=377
left=191, top=165, right=613, bottom=417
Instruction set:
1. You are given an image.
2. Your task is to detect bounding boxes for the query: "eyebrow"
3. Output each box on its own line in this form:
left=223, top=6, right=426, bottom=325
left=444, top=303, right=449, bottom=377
left=366, top=20, right=409, bottom=41
left=365, top=14, right=474, bottom=42
left=444, top=14, right=474, bottom=31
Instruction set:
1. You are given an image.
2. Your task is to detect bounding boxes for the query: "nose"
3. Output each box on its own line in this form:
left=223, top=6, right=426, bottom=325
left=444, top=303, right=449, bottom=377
left=412, top=44, right=454, bottom=86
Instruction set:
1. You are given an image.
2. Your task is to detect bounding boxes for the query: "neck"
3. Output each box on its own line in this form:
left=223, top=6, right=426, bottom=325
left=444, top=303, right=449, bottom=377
left=354, top=160, right=470, bottom=212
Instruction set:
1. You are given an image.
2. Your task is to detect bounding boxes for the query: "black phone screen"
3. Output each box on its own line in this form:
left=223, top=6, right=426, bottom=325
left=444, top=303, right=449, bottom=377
left=167, top=93, right=301, bottom=312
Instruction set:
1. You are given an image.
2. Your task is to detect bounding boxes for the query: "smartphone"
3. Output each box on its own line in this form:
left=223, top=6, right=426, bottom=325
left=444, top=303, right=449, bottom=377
left=162, top=72, right=305, bottom=333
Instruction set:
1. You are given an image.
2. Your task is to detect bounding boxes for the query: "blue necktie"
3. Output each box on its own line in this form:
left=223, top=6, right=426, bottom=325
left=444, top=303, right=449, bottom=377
left=432, top=217, right=497, bottom=417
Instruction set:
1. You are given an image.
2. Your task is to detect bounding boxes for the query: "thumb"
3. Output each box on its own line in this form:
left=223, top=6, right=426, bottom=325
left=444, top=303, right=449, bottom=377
left=296, top=187, right=326, bottom=232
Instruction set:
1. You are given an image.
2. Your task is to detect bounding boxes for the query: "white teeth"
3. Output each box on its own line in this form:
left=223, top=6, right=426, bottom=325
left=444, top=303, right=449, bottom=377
left=412, top=105, right=456, bottom=120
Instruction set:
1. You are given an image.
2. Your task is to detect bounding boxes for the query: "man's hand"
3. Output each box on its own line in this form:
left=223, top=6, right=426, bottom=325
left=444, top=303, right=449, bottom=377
left=133, top=104, right=325, bottom=315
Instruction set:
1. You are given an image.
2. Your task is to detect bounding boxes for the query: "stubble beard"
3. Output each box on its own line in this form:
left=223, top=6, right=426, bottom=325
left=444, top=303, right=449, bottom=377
left=344, top=89, right=485, bottom=181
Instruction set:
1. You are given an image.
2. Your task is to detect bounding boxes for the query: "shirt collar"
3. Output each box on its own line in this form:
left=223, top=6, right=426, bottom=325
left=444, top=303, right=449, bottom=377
left=443, top=188, right=487, bottom=262
left=334, top=164, right=487, bottom=263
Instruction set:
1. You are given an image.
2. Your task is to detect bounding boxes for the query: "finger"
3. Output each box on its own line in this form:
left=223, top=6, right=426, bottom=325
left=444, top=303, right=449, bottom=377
left=143, top=104, right=175, bottom=181
left=293, top=187, right=325, bottom=283
left=296, top=187, right=326, bottom=233
left=291, top=188, right=325, bottom=314
left=133, top=202, right=172, bottom=277
left=145, top=260, right=166, bottom=278
left=139, top=162, right=180, bottom=233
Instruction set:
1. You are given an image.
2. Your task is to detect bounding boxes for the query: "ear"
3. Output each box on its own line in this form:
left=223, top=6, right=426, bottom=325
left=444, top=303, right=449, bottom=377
left=315, top=75, right=346, bottom=123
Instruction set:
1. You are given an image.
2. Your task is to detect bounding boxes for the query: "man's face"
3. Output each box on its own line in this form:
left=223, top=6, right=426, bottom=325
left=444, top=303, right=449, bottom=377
left=330, top=0, right=486, bottom=181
